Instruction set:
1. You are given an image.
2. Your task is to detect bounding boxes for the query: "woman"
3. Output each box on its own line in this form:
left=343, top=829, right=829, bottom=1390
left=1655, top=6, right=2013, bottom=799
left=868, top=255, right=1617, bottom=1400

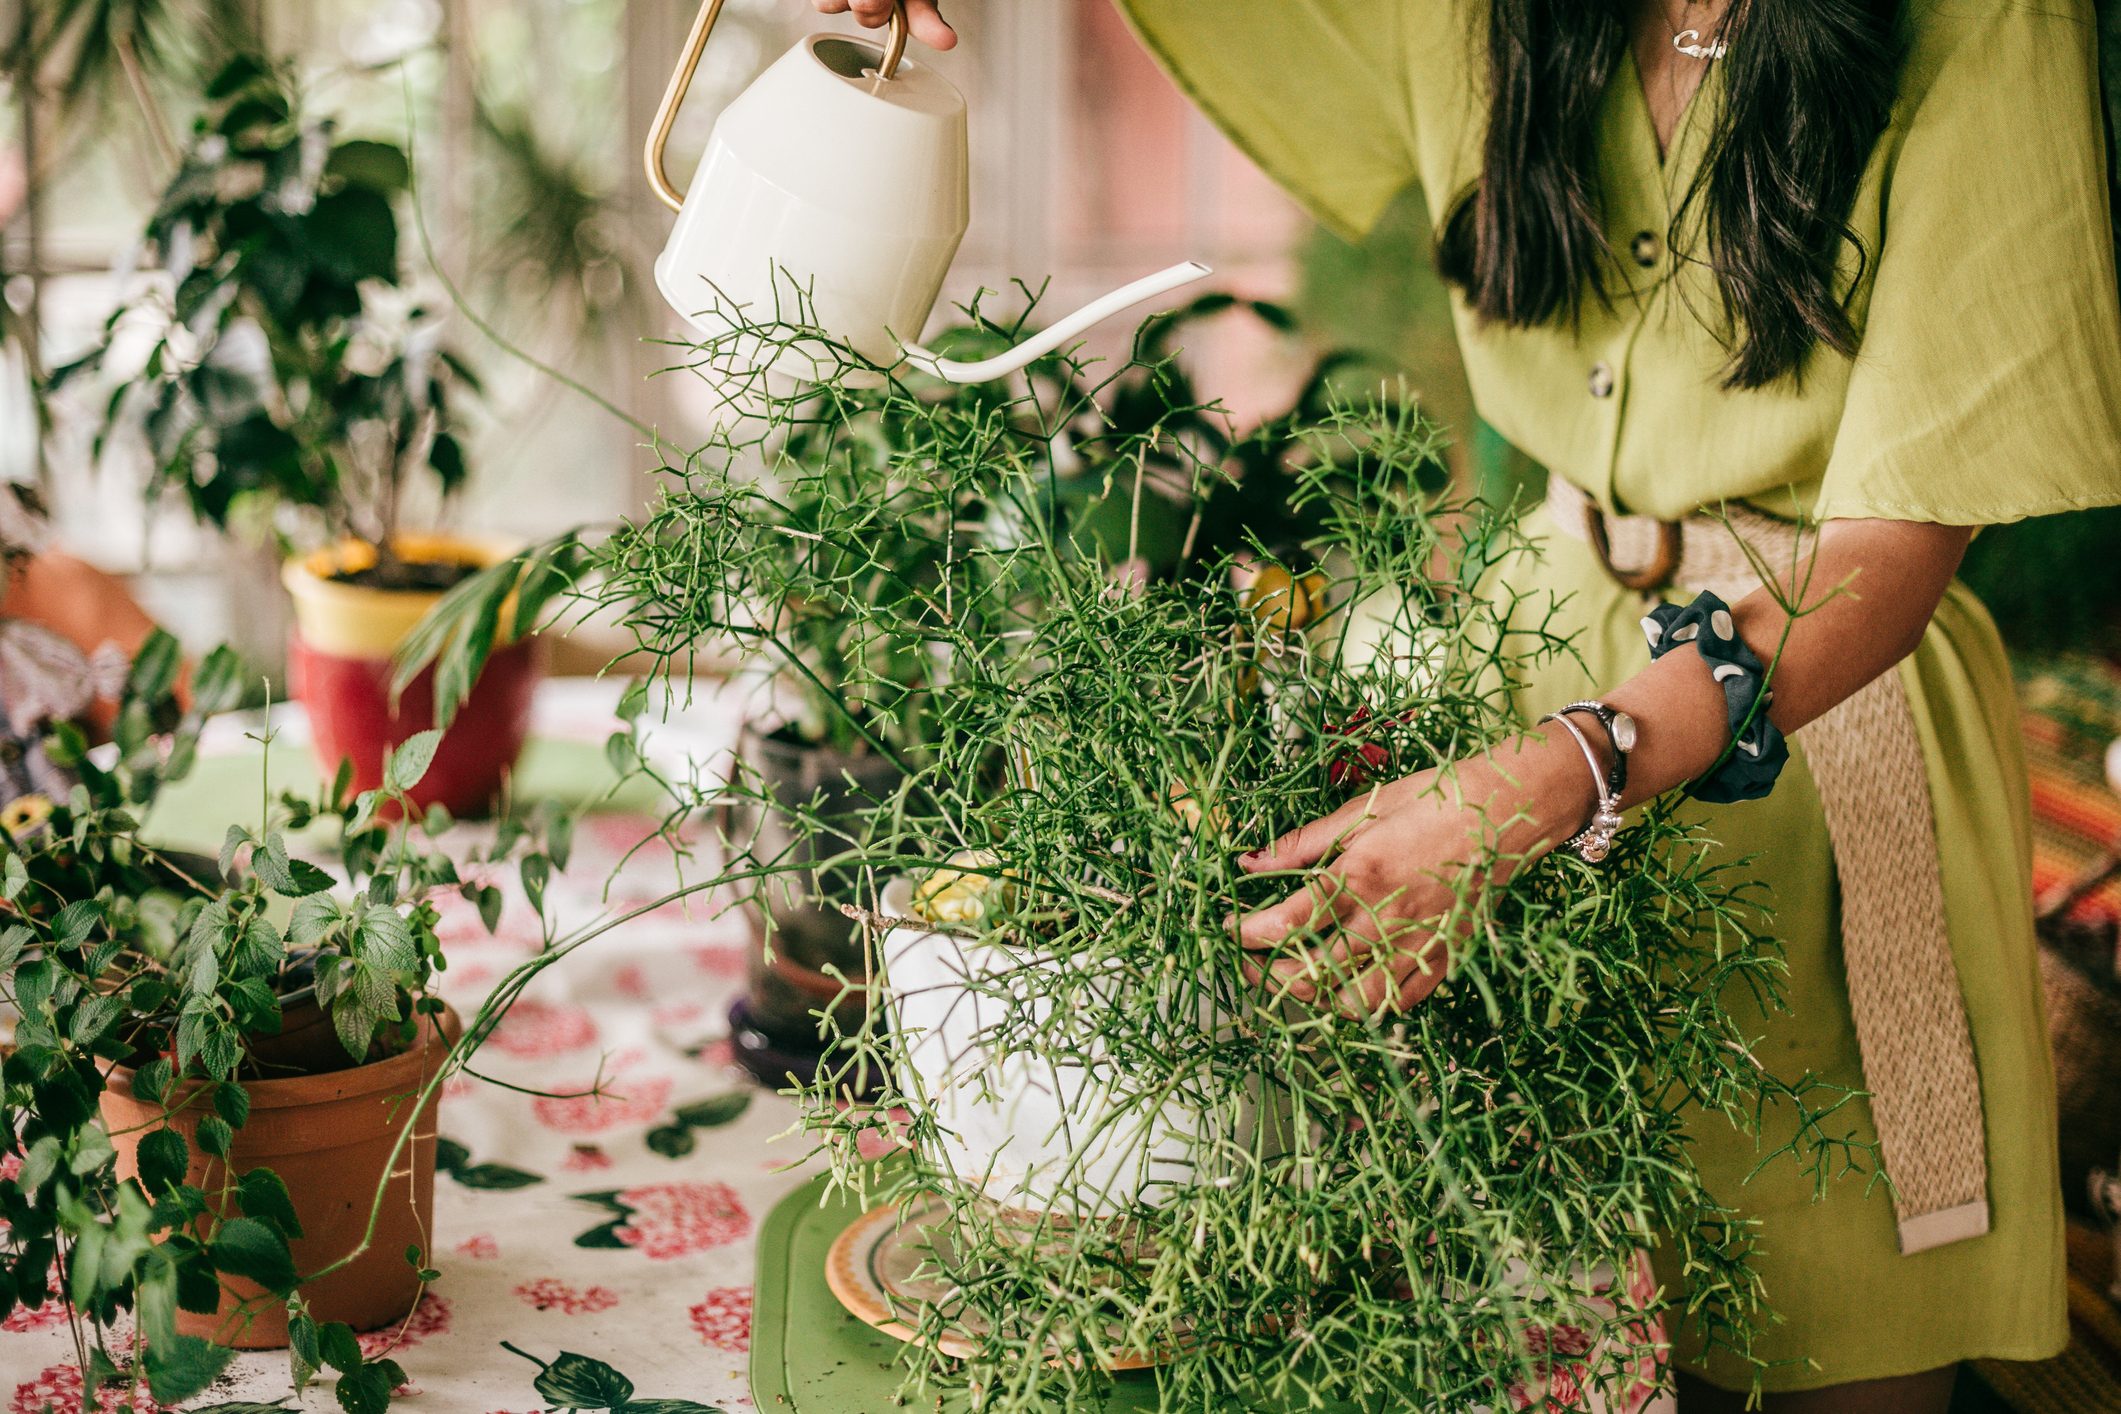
left=822, top=0, right=2121, bottom=1407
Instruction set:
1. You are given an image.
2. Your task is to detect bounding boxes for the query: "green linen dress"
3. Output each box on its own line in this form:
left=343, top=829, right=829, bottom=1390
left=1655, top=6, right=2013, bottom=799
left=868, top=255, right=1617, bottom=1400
left=1115, top=0, right=2121, bottom=1391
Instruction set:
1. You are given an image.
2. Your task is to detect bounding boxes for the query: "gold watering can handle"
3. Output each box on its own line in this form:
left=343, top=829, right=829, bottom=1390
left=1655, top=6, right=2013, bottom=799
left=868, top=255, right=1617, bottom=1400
left=646, top=0, right=909, bottom=212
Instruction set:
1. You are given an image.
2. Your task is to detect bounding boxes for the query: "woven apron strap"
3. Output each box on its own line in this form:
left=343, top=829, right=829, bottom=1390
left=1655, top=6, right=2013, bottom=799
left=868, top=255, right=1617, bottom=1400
left=1545, top=479, right=1991, bottom=1255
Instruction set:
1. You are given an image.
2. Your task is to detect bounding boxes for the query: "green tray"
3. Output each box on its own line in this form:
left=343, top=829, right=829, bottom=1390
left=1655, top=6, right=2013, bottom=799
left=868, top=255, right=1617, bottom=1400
left=749, top=1175, right=1373, bottom=1414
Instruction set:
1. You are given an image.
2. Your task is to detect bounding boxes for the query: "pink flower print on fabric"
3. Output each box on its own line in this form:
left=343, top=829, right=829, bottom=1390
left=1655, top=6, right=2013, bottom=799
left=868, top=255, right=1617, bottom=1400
left=515, top=1277, right=621, bottom=1315
left=613, top=1182, right=750, bottom=1259
left=10, top=1367, right=165, bottom=1414
left=689, top=1286, right=754, bottom=1352
left=454, top=1233, right=502, bottom=1259
left=533, top=1072, right=674, bottom=1134
left=357, top=1292, right=453, bottom=1360
left=487, top=998, right=599, bottom=1058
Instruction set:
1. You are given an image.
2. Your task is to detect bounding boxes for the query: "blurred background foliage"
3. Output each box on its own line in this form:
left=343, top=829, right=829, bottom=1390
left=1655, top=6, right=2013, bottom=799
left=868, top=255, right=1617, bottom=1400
left=0, top=0, right=2098, bottom=668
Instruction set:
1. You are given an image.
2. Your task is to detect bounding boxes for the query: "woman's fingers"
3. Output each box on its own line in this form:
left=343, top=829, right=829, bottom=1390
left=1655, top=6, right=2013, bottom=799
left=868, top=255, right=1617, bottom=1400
left=813, top=0, right=956, bottom=48
left=1235, top=870, right=1342, bottom=949
left=1239, top=791, right=1376, bottom=875
left=903, top=0, right=956, bottom=47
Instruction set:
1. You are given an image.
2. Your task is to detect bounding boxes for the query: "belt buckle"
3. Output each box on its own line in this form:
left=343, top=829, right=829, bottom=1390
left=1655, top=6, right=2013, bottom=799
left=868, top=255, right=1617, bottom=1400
left=1584, top=505, right=1684, bottom=593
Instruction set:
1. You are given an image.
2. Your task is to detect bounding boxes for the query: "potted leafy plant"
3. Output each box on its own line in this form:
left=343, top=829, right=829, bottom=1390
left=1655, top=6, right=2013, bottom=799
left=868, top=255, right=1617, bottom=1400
left=404, top=299, right=1857, bottom=1409
left=0, top=628, right=563, bottom=1411
left=55, top=52, right=539, bottom=816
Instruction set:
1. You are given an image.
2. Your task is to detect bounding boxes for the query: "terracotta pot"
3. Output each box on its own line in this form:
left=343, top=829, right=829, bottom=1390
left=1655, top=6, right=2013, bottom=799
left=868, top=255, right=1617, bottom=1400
left=727, top=724, right=904, bottom=1089
left=282, top=533, right=543, bottom=817
left=101, top=1005, right=461, bottom=1349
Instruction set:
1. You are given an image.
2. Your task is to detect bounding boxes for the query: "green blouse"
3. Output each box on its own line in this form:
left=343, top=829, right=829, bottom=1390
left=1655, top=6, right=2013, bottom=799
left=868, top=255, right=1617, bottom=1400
left=1116, top=0, right=2121, bottom=527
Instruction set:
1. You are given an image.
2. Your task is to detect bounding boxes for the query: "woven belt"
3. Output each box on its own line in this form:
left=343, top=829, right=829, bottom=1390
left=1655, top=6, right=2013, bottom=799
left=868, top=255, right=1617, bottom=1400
left=1546, top=477, right=1991, bottom=1256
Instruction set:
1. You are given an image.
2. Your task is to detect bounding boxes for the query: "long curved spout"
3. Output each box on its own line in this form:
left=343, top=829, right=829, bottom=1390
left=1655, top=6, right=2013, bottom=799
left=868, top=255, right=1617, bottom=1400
left=899, top=261, right=1213, bottom=384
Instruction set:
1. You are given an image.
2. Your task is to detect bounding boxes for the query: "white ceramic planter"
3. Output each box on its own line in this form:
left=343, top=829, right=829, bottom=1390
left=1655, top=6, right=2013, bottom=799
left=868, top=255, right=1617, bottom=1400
left=881, top=876, right=1263, bottom=1216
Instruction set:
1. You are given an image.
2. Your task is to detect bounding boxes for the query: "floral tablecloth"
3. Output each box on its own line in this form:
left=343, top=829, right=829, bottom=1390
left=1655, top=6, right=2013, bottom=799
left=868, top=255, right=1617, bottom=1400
left=4, top=679, right=815, bottom=1414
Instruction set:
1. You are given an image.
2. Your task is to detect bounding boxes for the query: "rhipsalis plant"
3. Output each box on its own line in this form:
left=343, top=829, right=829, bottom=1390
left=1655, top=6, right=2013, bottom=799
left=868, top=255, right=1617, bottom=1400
left=404, top=288, right=1863, bottom=1410
left=0, top=635, right=562, bottom=1412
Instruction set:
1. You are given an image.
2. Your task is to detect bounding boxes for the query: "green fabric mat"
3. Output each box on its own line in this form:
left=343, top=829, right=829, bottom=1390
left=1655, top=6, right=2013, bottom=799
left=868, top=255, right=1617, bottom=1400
left=750, top=1174, right=1373, bottom=1413
left=146, top=735, right=651, bottom=852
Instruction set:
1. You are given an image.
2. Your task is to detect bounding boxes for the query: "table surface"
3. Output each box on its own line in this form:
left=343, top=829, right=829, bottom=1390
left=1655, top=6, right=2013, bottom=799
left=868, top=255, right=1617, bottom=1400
left=3, top=680, right=818, bottom=1414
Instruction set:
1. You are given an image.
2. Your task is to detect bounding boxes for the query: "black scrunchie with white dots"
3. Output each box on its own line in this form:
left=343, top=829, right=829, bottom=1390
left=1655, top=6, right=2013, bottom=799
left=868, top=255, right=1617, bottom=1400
left=1641, top=590, right=1789, bottom=804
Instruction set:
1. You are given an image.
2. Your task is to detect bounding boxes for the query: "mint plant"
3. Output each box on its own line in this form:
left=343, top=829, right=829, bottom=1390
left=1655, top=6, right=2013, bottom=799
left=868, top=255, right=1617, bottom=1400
left=0, top=635, right=562, bottom=1411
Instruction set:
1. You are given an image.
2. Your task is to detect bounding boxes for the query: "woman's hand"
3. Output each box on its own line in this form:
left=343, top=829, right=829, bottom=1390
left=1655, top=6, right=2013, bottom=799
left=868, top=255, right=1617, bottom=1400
left=1233, top=729, right=1596, bottom=1017
left=810, top=0, right=956, bottom=51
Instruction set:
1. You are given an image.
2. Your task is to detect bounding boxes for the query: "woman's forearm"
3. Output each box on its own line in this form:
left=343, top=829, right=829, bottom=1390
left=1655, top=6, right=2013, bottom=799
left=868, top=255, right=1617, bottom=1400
left=1544, top=518, right=1972, bottom=824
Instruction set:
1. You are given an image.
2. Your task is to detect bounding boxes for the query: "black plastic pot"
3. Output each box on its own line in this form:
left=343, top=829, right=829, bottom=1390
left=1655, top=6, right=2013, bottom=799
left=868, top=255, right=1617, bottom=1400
left=727, top=723, right=905, bottom=1090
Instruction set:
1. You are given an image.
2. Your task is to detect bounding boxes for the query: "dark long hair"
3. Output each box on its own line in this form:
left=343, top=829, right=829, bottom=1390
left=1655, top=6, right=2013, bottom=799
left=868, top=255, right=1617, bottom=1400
left=1436, top=0, right=1904, bottom=388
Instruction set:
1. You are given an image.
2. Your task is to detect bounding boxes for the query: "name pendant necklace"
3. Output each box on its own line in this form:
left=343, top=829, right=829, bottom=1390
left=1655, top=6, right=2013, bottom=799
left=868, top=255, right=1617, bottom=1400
left=1669, top=1, right=1729, bottom=59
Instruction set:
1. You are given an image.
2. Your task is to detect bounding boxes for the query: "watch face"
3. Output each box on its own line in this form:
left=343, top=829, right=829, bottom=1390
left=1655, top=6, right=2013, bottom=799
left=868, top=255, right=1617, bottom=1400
left=1610, top=712, right=1639, bottom=753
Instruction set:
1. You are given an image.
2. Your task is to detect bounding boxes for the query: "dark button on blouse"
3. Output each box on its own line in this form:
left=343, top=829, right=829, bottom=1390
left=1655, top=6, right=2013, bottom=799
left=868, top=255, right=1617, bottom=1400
left=1630, top=231, right=1662, bottom=267
left=1588, top=362, right=1616, bottom=399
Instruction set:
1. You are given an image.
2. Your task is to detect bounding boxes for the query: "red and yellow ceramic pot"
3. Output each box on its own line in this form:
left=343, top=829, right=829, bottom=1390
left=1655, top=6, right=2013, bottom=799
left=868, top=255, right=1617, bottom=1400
left=283, top=532, right=542, bottom=816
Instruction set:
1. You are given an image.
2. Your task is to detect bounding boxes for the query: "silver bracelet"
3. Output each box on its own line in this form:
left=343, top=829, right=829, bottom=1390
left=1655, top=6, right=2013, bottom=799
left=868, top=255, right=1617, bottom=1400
left=1539, top=711, right=1625, bottom=864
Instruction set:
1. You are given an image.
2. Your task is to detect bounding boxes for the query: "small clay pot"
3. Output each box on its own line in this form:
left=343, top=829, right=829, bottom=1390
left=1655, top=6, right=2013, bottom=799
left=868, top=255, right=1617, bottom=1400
left=728, top=724, right=904, bottom=1087
left=101, top=1004, right=461, bottom=1349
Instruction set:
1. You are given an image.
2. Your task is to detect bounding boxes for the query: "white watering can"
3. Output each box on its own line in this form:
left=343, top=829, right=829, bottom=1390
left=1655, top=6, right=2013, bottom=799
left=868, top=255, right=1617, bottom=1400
left=645, top=0, right=1212, bottom=383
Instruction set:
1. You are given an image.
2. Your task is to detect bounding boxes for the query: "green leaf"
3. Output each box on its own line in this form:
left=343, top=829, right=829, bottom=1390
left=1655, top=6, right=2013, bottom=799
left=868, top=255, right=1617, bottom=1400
left=3, top=852, right=25, bottom=899
left=237, top=1167, right=305, bottom=1241
left=644, top=1125, right=695, bottom=1159
left=520, top=853, right=550, bottom=917
left=290, top=894, right=342, bottom=946
left=220, top=823, right=253, bottom=876
left=334, top=1361, right=396, bottom=1414
left=477, top=885, right=504, bottom=934
left=52, top=899, right=103, bottom=949
left=143, top=1333, right=235, bottom=1405
left=534, top=1351, right=636, bottom=1409
left=132, top=1057, right=173, bottom=1105
left=0, top=922, right=30, bottom=972
left=68, top=993, right=123, bottom=1046
left=138, top=1127, right=190, bottom=1192
left=604, top=731, right=637, bottom=777
left=215, top=1081, right=252, bottom=1130
left=197, top=1114, right=235, bottom=1158
left=255, top=836, right=335, bottom=896
left=386, top=730, right=444, bottom=793
left=289, top=1308, right=323, bottom=1391
left=191, top=645, right=249, bottom=717
left=672, top=1093, right=751, bottom=1129
left=210, top=1216, right=299, bottom=1294
left=318, top=1319, right=363, bottom=1374
left=325, top=138, right=411, bottom=193
left=451, top=1162, right=544, bottom=1191
left=125, top=629, right=184, bottom=703
left=358, top=907, right=419, bottom=972
left=306, top=186, right=398, bottom=284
